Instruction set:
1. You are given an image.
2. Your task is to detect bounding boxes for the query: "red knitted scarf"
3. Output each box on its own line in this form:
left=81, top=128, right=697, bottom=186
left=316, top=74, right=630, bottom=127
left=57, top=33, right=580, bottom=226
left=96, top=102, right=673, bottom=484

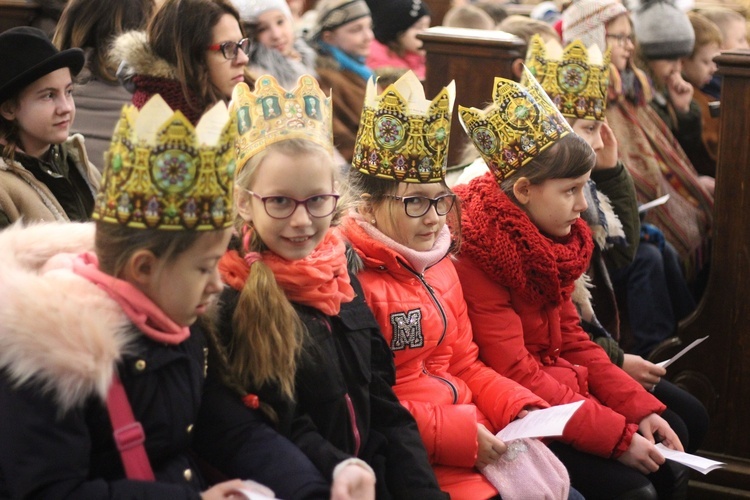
left=131, top=75, right=203, bottom=125
left=455, top=174, right=594, bottom=306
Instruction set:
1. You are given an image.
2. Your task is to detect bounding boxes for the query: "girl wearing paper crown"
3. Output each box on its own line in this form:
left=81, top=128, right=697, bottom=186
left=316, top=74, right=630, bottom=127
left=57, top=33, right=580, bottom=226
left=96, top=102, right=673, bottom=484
left=0, top=97, right=332, bottom=498
left=338, top=70, right=585, bottom=500
left=215, top=75, right=444, bottom=499
left=452, top=72, right=687, bottom=499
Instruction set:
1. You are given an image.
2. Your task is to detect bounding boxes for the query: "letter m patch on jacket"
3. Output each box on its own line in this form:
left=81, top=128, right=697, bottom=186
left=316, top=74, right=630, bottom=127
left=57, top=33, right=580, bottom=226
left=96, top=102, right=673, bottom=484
left=390, top=309, right=424, bottom=350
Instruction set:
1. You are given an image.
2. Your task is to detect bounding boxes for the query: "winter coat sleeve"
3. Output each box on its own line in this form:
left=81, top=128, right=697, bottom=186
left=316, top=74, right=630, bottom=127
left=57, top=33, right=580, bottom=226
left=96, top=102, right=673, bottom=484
left=591, top=162, right=640, bottom=269
left=455, top=256, right=657, bottom=458
left=0, top=379, right=200, bottom=500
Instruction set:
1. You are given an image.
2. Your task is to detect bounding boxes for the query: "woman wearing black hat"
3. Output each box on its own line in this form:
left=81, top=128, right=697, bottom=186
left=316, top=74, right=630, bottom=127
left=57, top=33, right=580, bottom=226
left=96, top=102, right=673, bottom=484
left=0, top=27, right=101, bottom=229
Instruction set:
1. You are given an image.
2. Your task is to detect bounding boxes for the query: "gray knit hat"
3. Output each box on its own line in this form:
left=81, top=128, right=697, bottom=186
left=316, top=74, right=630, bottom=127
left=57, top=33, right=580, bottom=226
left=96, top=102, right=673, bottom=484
left=632, top=0, right=694, bottom=59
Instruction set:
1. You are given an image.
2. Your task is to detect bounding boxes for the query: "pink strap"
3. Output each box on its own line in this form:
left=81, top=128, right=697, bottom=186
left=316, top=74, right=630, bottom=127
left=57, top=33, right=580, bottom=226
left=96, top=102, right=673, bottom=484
left=105, top=374, right=155, bottom=481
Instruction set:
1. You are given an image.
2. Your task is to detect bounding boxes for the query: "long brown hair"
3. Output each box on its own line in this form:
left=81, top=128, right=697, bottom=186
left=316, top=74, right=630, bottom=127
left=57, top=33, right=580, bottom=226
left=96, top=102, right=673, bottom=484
left=226, top=139, right=340, bottom=399
left=53, top=0, right=155, bottom=82
left=147, top=0, right=242, bottom=115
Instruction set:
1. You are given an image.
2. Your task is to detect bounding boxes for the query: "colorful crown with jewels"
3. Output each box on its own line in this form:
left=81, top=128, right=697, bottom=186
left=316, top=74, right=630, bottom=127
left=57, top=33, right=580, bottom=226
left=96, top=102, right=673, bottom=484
left=352, top=70, right=455, bottom=183
left=93, top=95, right=236, bottom=230
left=523, top=34, right=611, bottom=121
left=232, top=75, right=333, bottom=171
left=459, top=69, right=573, bottom=184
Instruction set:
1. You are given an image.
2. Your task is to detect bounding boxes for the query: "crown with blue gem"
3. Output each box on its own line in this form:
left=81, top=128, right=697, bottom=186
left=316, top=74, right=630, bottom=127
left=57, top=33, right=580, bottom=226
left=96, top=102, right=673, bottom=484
left=458, top=69, right=573, bottom=184
left=523, top=34, right=611, bottom=121
left=232, top=75, right=333, bottom=172
left=93, top=95, right=236, bottom=230
left=352, top=70, right=455, bottom=183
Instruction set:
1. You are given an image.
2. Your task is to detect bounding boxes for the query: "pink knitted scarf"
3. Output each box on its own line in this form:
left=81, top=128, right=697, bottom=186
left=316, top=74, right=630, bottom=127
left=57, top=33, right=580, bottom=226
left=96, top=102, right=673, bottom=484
left=454, top=174, right=593, bottom=306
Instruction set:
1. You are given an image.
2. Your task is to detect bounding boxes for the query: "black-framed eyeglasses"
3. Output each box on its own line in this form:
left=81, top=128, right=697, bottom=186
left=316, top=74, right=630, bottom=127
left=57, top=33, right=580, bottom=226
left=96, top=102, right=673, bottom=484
left=606, top=33, right=635, bottom=47
left=384, top=193, right=456, bottom=218
left=244, top=189, right=340, bottom=219
left=208, top=38, right=251, bottom=60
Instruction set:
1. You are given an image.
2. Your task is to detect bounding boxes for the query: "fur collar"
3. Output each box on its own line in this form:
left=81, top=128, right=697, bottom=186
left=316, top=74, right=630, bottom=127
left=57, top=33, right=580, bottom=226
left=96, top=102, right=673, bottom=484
left=111, top=31, right=177, bottom=81
left=0, top=222, right=132, bottom=411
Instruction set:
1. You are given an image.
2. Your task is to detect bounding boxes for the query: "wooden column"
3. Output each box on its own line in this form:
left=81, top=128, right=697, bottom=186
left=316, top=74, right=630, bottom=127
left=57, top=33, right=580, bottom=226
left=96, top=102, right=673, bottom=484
left=670, top=50, right=750, bottom=497
left=419, top=27, right=525, bottom=168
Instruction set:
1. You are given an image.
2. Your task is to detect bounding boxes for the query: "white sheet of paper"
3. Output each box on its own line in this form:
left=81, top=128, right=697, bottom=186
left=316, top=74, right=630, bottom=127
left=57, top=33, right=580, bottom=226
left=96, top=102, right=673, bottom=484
left=234, top=489, right=275, bottom=500
left=638, top=194, right=671, bottom=214
left=655, top=336, right=709, bottom=368
left=497, top=401, right=584, bottom=441
left=655, top=444, right=725, bottom=474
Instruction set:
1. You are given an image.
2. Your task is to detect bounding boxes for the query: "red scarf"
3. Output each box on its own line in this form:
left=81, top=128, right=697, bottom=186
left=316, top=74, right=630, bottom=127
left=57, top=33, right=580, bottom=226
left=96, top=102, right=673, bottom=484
left=72, top=252, right=190, bottom=344
left=219, top=230, right=355, bottom=316
left=455, top=174, right=593, bottom=306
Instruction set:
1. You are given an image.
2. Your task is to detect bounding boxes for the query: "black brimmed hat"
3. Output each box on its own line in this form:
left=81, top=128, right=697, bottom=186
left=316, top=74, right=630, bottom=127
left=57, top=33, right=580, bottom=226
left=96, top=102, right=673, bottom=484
left=0, top=26, right=85, bottom=104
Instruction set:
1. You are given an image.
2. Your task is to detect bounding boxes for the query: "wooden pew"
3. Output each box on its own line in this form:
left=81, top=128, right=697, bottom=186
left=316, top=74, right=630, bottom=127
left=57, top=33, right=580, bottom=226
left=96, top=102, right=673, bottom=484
left=420, top=26, right=525, bottom=168
left=423, top=0, right=452, bottom=27
left=670, top=49, right=750, bottom=498
left=0, top=0, right=39, bottom=33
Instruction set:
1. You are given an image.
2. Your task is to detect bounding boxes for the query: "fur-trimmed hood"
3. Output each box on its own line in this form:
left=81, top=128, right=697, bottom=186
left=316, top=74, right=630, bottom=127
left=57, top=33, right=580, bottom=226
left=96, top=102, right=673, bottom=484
left=110, top=30, right=177, bottom=82
left=0, top=223, right=132, bottom=411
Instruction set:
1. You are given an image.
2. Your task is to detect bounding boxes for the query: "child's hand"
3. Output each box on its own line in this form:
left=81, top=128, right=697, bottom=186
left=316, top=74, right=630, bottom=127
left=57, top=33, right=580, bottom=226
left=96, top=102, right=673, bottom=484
left=622, top=354, right=665, bottom=391
left=639, top=413, right=684, bottom=452
left=617, top=433, right=665, bottom=475
left=475, top=424, right=507, bottom=469
left=201, top=479, right=274, bottom=499
left=666, top=72, right=694, bottom=114
left=331, top=463, right=376, bottom=500
left=595, top=122, right=619, bottom=170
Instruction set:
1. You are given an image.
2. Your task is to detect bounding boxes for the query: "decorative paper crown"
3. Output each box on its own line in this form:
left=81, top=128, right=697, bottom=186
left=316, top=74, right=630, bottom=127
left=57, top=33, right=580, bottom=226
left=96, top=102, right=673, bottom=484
left=352, top=70, right=455, bottom=183
left=523, top=34, right=611, bottom=121
left=458, top=69, right=573, bottom=184
left=232, top=75, right=333, bottom=171
left=93, top=95, right=236, bottom=230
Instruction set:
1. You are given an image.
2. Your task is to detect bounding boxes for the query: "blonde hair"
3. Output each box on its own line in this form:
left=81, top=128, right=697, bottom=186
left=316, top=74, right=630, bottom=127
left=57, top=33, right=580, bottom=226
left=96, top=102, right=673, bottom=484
left=227, top=139, right=340, bottom=399
left=688, top=11, right=723, bottom=55
left=497, top=15, right=560, bottom=45
left=696, top=6, right=745, bottom=33
left=442, top=5, right=495, bottom=30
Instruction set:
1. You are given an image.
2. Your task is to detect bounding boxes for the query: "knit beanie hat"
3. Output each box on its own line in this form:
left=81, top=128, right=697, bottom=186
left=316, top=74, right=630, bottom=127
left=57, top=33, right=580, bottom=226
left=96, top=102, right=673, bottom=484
left=365, top=0, right=430, bottom=45
left=312, top=0, right=371, bottom=41
left=562, top=0, right=628, bottom=51
left=631, top=0, right=694, bottom=59
left=232, top=0, right=292, bottom=23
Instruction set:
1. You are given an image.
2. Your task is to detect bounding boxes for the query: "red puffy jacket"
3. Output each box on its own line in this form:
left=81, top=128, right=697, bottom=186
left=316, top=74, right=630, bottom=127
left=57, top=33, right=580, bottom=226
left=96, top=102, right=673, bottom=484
left=342, top=218, right=545, bottom=499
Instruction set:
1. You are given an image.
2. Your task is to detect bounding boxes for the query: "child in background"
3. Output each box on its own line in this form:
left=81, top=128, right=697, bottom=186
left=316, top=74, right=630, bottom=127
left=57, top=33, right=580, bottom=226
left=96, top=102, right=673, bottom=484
left=233, top=0, right=318, bottom=87
left=0, top=96, right=329, bottom=499
left=0, top=27, right=100, bottom=229
left=697, top=6, right=748, bottom=100
left=364, top=0, right=431, bottom=80
left=442, top=5, right=495, bottom=30
left=453, top=72, right=685, bottom=499
left=340, top=71, right=554, bottom=500
left=681, top=12, right=722, bottom=177
left=112, top=0, right=252, bottom=125
left=214, top=75, right=446, bottom=499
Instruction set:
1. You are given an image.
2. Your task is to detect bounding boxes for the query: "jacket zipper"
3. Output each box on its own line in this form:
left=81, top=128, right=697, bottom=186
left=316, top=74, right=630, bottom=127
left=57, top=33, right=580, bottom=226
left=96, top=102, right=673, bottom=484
left=422, top=363, right=458, bottom=404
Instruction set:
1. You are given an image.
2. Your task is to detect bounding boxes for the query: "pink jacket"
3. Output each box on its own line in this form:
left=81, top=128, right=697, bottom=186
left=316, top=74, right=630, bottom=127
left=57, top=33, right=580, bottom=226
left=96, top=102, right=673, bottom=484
left=366, top=40, right=426, bottom=81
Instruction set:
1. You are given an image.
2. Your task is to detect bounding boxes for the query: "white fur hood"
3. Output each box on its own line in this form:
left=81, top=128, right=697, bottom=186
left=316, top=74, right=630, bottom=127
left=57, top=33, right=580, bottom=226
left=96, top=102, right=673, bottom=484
left=110, top=30, right=177, bottom=81
left=0, top=222, right=132, bottom=411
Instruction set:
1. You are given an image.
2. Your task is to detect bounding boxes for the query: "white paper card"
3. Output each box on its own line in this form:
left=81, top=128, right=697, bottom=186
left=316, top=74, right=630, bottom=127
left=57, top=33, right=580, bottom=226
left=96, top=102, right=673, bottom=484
left=655, top=336, right=708, bottom=368
left=497, top=401, right=584, bottom=441
left=655, top=444, right=725, bottom=474
left=638, top=194, right=671, bottom=214
left=234, top=489, right=276, bottom=500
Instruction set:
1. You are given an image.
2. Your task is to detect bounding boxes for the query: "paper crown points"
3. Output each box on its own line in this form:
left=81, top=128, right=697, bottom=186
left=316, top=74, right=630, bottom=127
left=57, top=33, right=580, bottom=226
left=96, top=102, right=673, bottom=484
left=523, top=34, right=611, bottom=121
left=93, top=95, right=237, bottom=230
left=458, top=69, right=573, bottom=184
left=232, top=75, right=333, bottom=171
left=352, top=70, right=456, bottom=183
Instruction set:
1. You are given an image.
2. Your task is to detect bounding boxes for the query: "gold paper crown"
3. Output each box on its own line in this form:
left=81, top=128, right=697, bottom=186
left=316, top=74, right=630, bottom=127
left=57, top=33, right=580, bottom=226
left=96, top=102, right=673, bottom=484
left=458, top=69, right=573, bottom=184
left=352, top=70, right=455, bottom=183
left=232, top=75, right=333, bottom=171
left=523, top=34, right=611, bottom=121
left=93, top=95, right=237, bottom=230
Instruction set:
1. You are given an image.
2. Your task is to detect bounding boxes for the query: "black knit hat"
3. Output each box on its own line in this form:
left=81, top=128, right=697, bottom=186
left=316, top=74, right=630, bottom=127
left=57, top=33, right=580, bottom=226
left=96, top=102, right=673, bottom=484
left=632, top=0, right=695, bottom=59
left=365, top=0, right=430, bottom=45
left=0, top=26, right=85, bottom=104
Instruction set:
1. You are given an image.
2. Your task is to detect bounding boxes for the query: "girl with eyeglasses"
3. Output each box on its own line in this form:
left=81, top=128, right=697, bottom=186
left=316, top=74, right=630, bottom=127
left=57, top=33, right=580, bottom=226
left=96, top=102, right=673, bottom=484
left=338, top=72, right=559, bottom=500
left=111, top=0, right=252, bottom=125
left=213, top=77, right=446, bottom=500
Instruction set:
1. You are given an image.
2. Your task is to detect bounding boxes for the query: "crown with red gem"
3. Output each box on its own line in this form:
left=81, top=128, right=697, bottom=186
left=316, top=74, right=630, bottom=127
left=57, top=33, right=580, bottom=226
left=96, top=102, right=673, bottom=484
left=523, top=34, right=611, bottom=121
left=458, top=69, right=573, bottom=184
left=93, top=95, right=237, bottom=230
left=352, top=70, right=455, bottom=183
